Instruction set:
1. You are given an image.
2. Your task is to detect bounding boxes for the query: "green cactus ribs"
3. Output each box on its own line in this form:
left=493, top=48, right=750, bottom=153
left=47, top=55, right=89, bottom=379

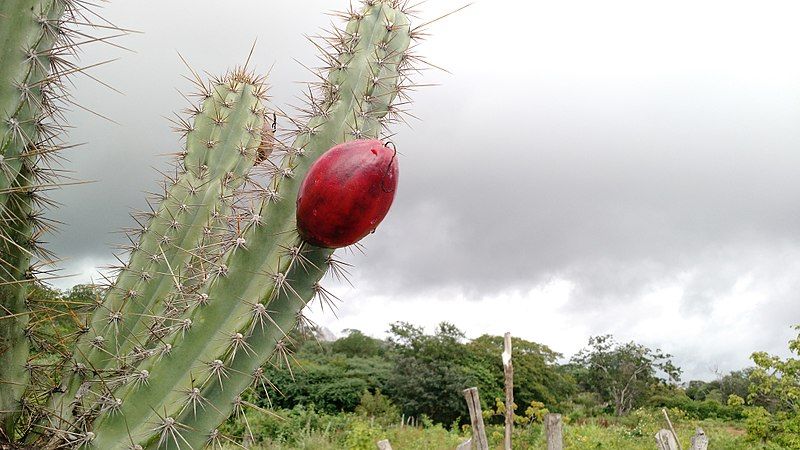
left=0, top=0, right=127, bottom=440
left=46, top=67, right=271, bottom=439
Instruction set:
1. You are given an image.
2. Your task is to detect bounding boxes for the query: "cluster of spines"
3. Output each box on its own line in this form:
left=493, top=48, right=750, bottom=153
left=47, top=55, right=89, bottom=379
left=0, top=0, right=127, bottom=440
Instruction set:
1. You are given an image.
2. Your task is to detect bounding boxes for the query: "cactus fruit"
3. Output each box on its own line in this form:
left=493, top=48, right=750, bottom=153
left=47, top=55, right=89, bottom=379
left=297, top=139, right=399, bottom=248
left=0, top=0, right=426, bottom=447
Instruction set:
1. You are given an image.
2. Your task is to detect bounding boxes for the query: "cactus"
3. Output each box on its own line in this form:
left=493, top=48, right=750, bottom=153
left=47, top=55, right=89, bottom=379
left=0, top=0, right=421, bottom=448
left=1, top=0, right=72, bottom=438
left=45, top=71, right=270, bottom=444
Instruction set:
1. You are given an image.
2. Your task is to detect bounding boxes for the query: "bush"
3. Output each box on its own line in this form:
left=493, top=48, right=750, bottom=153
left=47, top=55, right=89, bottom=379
left=355, top=390, right=400, bottom=426
left=745, top=407, right=800, bottom=449
left=649, top=394, right=743, bottom=420
left=563, top=392, right=607, bottom=421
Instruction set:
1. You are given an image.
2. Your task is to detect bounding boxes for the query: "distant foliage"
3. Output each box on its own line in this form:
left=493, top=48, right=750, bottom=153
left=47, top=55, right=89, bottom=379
left=332, top=329, right=387, bottom=358
left=253, top=322, right=571, bottom=428
left=465, top=334, right=575, bottom=415
left=745, top=326, right=800, bottom=447
left=385, top=322, right=471, bottom=425
left=570, top=334, right=681, bottom=415
left=648, top=393, right=743, bottom=420
left=685, top=369, right=752, bottom=404
left=355, top=390, right=400, bottom=426
left=259, top=351, right=392, bottom=413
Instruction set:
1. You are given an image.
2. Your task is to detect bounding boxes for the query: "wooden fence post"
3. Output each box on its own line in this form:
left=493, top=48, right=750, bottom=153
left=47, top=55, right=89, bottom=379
left=690, top=428, right=708, bottom=450
left=656, top=429, right=679, bottom=450
left=661, top=408, right=683, bottom=450
left=544, top=413, right=563, bottom=450
left=462, top=387, right=489, bottom=450
left=456, top=438, right=472, bottom=450
left=376, top=439, right=393, bottom=450
left=503, top=332, right=513, bottom=450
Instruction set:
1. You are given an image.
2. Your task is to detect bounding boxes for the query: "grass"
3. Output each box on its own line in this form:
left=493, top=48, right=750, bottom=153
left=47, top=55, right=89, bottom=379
left=219, top=407, right=782, bottom=449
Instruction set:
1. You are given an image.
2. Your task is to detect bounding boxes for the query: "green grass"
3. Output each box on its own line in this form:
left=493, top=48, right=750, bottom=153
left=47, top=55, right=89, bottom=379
left=219, top=407, right=781, bottom=450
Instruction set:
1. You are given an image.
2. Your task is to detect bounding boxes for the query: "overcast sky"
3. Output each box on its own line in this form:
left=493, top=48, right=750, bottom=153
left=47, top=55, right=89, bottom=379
left=51, top=0, right=800, bottom=380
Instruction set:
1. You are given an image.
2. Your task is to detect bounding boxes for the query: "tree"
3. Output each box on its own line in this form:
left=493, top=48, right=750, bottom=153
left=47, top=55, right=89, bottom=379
left=745, top=329, right=800, bottom=449
left=465, top=335, right=575, bottom=415
left=331, top=329, right=385, bottom=358
left=684, top=369, right=751, bottom=404
left=571, top=335, right=681, bottom=415
left=749, top=325, right=800, bottom=413
left=386, top=322, right=470, bottom=425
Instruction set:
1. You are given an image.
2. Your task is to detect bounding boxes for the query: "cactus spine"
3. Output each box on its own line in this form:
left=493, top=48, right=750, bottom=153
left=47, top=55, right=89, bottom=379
left=0, top=0, right=421, bottom=447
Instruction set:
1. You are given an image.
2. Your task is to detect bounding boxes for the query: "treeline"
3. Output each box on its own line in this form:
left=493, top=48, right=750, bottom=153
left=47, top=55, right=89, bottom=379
left=31, top=284, right=800, bottom=448
left=261, top=323, right=574, bottom=426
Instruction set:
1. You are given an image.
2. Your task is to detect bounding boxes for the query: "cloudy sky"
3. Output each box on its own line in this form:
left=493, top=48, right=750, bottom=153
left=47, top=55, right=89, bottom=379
left=51, top=0, right=800, bottom=380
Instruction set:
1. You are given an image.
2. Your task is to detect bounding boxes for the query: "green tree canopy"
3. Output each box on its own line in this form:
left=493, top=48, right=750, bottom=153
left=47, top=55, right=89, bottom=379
left=386, top=322, right=470, bottom=425
left=331, top=329, right=385, bottom=358
left=571, top=334, right=681, bottom=415
left=749, top=325, right=800, bottom=413
left=465, top=335, right=575, bottom=414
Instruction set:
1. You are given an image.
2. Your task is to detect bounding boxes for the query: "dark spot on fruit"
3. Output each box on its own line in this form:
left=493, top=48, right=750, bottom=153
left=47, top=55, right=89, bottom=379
left=371, top=148, right=378, bottom=155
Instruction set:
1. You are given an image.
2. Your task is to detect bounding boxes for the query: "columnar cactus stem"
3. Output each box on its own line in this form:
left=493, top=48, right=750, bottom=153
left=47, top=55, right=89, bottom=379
left=48, top=73, right=268, bottom=431
left=0, top=167, right=36, bottom=438
left=0, top=0, right=67, bottom=437
left=75, top=76, right=266, bottom=371
left=0, top=0, right=64, bottom=198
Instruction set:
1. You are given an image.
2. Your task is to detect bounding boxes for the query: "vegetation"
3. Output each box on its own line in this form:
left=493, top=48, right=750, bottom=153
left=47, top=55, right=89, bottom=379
left=229, top=318, right=799, bottom=448
left=569, top=334, right=681, bottom=416
left=217, top=407, right=773, bottom=450
left=17, top=285, right=800, bottom=448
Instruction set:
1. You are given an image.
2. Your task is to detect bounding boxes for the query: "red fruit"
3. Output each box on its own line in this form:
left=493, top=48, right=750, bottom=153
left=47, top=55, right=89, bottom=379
left=296, top=139, right=399, bottom=248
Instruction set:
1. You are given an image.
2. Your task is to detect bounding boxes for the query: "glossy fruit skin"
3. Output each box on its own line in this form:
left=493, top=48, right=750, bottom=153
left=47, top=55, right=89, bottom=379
left=297, top=139, right=399, bottom=248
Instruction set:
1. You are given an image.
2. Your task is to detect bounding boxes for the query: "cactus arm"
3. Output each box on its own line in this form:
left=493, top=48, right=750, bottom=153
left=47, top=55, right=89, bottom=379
left=164, top=246, right=331, bottom=450
left=85, top=2, right=412, bottom=448
left=47, top=77, right=267, bottom=431
left=0, top=0, right=67, bottom=438
left=0, top=0, right=65, bottom=213
left=0, top=167, right=35, bottom=439
left=76, top=80, right=263, bottom=370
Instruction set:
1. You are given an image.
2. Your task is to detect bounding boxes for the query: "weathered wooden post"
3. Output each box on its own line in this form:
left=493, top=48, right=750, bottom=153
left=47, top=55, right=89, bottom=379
left=503, top=332, right=514, bottom=450
left=462, top=387, right=489, bottom=450
left=242, top=433, right=253, bottom=449
left=456, top=438, right=473, bottom=450
left=376, top=439, right=393, bottom=450
left=656, top=429, right=679, bottom=450
left=544, top=413, right=563, bottom=450
left=662, top=408, right=683, bottom=450
left=690, top=428, right=708, bottom=450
